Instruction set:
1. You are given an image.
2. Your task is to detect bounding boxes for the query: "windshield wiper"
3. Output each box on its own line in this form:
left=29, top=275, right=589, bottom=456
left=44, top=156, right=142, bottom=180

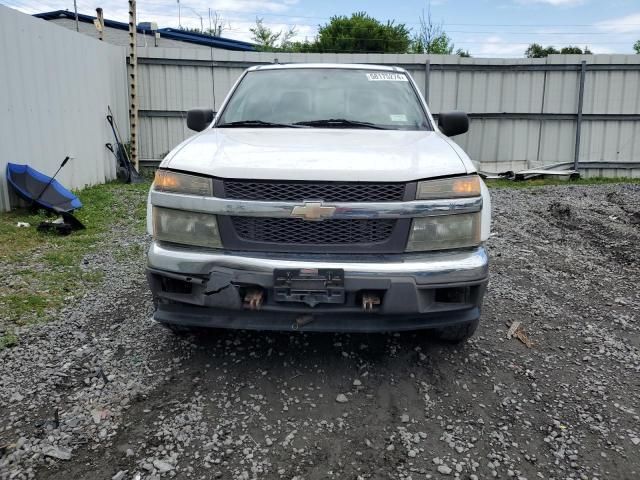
left=216, top=120, right=304, bottom=128
left=293, top=119, right=388, bottom=130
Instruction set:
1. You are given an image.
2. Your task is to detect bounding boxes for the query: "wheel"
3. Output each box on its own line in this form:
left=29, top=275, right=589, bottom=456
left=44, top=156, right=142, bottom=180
left=160, top=322, right=195, bottom=335
left=433, top=319, right=479, bottom=344
left=153, top=295, right=196, bottom=335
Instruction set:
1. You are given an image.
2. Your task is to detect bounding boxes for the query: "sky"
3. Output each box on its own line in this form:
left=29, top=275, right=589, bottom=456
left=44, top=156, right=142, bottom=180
left=3, top=0, right=640, bottom=57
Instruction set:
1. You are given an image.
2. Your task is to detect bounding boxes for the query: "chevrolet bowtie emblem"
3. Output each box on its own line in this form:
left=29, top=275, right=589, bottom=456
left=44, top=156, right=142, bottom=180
left=291, top=202, right=336, bottom=221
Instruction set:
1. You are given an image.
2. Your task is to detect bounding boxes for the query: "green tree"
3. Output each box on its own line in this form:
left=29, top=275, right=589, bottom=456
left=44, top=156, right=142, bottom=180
left=525, top=43, right=559, bottom=58
left=287, top=40, right=321, bottom=53
left=560, top=45, right=592, bottom=54
left=526, top=43, right=592, bottom=57
left=312, top=12, right=411, bottom=53
left=634, top=40, right=640, bottom=54
left=411, top=33, right=454, bottom=54
left=250, top=18, right=297, bottom=51
left=411, top=6, right=467, bottom=56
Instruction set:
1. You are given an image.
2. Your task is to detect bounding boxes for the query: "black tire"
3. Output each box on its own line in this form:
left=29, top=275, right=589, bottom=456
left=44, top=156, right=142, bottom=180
left=153, top=296, right=196, bottom=335
left=160, top=322, right=195, bottom=335
left=433, top=319, right=479, bottom=344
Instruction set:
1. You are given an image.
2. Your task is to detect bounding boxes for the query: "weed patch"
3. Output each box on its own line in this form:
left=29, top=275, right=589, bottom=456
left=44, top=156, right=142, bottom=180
left=486, top=176, right=640, bottom=189
left=0, top=180, right=150, bottom=334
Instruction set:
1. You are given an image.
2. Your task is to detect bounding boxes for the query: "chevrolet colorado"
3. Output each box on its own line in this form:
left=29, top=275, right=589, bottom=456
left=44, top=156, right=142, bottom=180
left=146, top=63, right=490, bottom=342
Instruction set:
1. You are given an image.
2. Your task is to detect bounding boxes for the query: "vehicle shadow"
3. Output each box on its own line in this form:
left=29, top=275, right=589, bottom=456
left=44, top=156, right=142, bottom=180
left=162, top=325, right=470, bottom=370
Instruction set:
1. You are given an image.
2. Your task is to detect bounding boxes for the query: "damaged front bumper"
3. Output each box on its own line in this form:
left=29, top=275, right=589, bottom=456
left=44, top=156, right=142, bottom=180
left=146, top=241, right=489, bottom=332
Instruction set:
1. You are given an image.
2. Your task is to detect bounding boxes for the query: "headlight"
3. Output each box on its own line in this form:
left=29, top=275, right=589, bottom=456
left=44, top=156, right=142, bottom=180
left=154, top=170, right=213, bottom=196
left=153, top=207, right=221, bottom=248
left=406, top=212, right=480, bottom=251
left=416, top=175, right=481, bottom=200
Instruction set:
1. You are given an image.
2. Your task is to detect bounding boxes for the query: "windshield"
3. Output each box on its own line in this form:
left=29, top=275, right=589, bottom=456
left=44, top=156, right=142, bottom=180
left=217, top=68, right=430, bottom=130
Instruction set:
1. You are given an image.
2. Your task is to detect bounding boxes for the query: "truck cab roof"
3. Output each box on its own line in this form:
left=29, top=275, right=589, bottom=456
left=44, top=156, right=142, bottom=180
left=248, top=63, right=406, bottom=73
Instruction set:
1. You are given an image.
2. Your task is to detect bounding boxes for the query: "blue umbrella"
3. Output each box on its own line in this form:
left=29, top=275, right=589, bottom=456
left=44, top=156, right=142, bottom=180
left=6, top=160, right=82, bottom=213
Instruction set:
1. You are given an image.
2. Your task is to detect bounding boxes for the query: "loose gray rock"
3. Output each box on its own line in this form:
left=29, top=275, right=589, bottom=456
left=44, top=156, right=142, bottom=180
left=9, top=392, right=24, bottom=402
left=112, top=471, right=126, bottom=480
left=152, top=459, right=174, bottom=473
left=1, top=184, right=640, bottom=480
left=42, top=446, right=71, bottom=461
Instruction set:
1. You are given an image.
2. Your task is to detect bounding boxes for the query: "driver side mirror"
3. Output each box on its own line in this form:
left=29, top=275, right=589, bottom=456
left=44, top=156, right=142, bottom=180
left=187, top=108, right=215, bottom=132
left=438, top=111, right=469, bottom=137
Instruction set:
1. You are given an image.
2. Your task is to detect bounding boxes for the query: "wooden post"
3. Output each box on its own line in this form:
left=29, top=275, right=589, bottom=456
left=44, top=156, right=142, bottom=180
left=95, top=8, right=104, bottom=41
left=128, top=0, right=139, bottom=170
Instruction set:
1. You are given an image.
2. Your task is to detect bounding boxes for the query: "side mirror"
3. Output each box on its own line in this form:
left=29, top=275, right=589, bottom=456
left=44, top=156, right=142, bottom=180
left=438, top=111, right=469, bottom=137
left=187, top=108, right=215, bottom=132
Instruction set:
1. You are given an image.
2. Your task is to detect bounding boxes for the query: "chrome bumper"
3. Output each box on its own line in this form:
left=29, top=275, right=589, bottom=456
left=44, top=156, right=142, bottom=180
left=147, top=241, right=488, bottom=285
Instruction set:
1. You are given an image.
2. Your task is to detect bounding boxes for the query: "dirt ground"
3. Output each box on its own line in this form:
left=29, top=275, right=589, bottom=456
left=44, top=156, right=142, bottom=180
left=1, top=183, right=639, bottom=480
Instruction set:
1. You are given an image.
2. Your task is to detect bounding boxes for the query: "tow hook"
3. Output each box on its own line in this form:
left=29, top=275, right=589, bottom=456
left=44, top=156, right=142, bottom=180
left=362, top=292, right=381, bottom=312
left=294, top=314, right=315, bottom=329
left=243, top=288, right=264, bottom=310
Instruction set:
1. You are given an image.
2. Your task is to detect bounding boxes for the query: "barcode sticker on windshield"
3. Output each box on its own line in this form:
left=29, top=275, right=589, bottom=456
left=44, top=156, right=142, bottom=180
left=390, top=114, right=407, bottom=122
left=366, top=72, right=408, bottom=82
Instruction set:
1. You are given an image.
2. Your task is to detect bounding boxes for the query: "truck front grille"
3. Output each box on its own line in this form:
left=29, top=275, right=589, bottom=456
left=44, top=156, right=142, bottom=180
left=214, top=179, right=414, bottom=253
left=231, top=217, right=396, bottom=245
left=223, top=180, right=406, bottom=202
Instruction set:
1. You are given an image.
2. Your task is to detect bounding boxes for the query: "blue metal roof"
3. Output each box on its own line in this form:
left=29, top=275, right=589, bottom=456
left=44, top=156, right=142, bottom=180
left=154, top=27, right=255, bottom=50
left=34, top=10, right=256, bottom=51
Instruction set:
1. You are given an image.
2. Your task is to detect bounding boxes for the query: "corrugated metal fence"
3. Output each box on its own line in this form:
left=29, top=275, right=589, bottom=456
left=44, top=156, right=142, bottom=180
left=0, top=5, right=129, bottom=211
left=137, top=48, right=640, bottom=177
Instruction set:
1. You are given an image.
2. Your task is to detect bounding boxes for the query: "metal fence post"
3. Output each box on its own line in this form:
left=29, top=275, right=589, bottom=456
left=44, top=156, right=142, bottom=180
left=573, top=60, right=586, bottom=171
left=73, top=0, right=79, bottom=31
left=424, top=59, right=430, bottom=104
left=535, top=65, right=548, bottom=168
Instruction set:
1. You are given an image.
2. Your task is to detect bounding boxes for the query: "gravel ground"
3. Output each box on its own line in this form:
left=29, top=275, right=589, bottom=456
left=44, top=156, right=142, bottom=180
left=1, top=183, right=639, bottom=480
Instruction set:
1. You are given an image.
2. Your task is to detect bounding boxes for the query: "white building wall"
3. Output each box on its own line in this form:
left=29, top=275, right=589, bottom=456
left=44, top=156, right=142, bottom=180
left=0, top=6, right=129, bottom=211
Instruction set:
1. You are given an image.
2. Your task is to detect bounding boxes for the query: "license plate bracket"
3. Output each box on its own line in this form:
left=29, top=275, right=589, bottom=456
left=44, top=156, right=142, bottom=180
left=274, top=268, right=345, bottom=306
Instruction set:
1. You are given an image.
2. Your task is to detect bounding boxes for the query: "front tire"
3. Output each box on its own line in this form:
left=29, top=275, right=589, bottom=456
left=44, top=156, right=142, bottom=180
left=154, top=295, right=197, bottom=335
left=160, top=322, right=196, bottom=335
left=433, top=319, right=479, bottom=343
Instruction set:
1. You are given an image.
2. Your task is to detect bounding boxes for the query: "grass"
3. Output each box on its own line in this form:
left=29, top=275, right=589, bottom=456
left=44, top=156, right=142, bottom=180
left=486, top=176, right=640, bottom=189
left=0, top=180, right=151, bottom=349
left=0, top=333, right=18, bottom=350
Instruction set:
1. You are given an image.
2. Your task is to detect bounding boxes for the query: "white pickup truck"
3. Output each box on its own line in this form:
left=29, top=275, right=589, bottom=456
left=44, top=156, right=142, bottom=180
left=146, top=63, right=490, bottom=342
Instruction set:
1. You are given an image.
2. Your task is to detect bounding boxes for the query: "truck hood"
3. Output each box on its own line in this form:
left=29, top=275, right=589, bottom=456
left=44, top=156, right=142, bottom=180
left=165, top=128, right=471, bottom=182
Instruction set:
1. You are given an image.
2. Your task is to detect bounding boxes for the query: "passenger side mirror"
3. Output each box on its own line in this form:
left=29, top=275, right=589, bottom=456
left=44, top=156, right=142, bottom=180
left=438, top=111, right=469, bottom=137
left=187, top=108, right=215, bottom=132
